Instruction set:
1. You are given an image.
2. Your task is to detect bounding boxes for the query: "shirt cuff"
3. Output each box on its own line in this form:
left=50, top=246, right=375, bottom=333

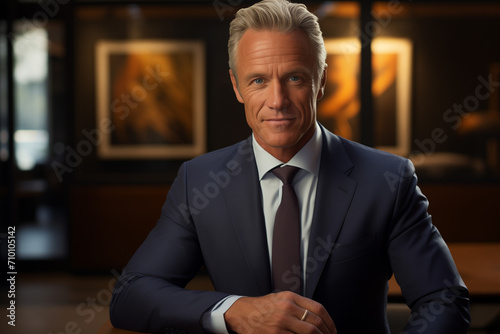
left=201, top=295, right=243, bottom=333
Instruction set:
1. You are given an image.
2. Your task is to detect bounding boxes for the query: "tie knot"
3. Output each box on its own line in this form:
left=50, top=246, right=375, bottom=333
left=272, top=166, right=300, bottom=185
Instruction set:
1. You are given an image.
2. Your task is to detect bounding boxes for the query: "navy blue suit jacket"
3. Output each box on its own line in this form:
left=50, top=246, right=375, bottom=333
left=110, top=125, right=470, bottom=333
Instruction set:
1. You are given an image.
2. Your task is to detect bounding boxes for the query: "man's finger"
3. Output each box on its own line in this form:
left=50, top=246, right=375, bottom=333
left=292, top=294, right=337, bottom=334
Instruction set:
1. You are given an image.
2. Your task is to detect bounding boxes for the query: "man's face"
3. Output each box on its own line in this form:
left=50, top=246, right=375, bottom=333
left=230, top=29, right=326, bottom=161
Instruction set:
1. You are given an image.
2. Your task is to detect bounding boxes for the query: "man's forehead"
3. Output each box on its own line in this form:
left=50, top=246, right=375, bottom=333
left=239, top=29, right=309, bottom=49
left=237, top=29, right=314, bottom=67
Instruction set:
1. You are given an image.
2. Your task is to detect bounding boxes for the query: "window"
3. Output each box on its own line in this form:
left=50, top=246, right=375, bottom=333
left=13, top=24, right=49, bottom=171
left=0, top=21, right=7, bottom=162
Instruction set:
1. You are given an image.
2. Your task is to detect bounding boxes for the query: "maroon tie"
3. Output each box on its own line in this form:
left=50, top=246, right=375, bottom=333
left=271, top=166, right=302, bottom=294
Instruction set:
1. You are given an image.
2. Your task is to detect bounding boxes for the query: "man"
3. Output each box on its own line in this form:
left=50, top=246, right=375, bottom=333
left=110, top=1, right=470, bottom=333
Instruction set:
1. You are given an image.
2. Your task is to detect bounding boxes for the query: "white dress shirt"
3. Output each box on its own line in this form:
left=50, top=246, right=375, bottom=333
left=202, top=123, right=323, bottom=333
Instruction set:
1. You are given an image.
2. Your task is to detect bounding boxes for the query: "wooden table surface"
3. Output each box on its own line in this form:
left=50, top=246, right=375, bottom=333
left=98, top=243, right=500, bottom=333
left=98, top=320, right=146, bottom=334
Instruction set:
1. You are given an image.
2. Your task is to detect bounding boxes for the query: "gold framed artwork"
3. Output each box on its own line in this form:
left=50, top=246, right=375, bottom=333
left=95, top=40, right=205, bottom=159
left=319, top=38, right=412, bottom=157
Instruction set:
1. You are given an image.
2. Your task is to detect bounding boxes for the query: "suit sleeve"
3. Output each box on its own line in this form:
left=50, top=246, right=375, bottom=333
left=110, top=162, right=229, bottom=333
left=387, top=159, right=471, bottom=334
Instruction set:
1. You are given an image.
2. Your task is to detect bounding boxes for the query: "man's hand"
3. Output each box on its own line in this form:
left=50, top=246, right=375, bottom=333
left=224, top=291, right=337, bottom=334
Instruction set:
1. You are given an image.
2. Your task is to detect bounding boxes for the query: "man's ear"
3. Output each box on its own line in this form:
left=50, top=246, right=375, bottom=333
left=229, top=69, right=244, bottom=104
left=316, top=65, right=328, bottom=101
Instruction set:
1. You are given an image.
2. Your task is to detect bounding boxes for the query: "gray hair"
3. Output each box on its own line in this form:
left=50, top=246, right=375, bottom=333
left=228, top=0, right=326, bottom=83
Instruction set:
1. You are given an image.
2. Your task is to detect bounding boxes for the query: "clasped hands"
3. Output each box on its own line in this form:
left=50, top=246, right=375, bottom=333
left=224, top=291, right=337, bottom=334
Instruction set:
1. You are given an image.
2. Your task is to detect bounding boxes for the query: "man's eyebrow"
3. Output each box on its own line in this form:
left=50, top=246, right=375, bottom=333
left=242, top=68, right=312, bottom=82
left=242, top=72, right=265, bottom=81
left=283, top=68, right=311, bottom=77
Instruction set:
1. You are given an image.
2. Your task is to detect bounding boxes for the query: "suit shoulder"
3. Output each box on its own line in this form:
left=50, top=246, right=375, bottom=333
left=184, top=138, right=254, bottom=171
left=337, top=136, right=409, bottom=172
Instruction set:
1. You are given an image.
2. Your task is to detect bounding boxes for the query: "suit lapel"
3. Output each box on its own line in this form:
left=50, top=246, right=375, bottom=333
left=222, top=138, right=273, bottom=295
left=305, top=128, right=357, bottom=298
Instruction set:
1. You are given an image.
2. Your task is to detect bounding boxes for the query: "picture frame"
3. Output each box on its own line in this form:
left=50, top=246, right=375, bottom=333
left=95, top=39, right=205, bottom=159
left=319, top=38, right=412, bottom=157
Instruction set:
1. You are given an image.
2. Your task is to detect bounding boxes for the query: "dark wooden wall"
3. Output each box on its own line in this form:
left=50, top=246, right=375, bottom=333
left=70, top=185, right=170, bottom=270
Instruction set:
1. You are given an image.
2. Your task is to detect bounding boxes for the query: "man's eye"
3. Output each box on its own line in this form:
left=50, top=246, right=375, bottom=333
left=253, top=78, right=264, bottom=85
left=289, top=76, right=300, bottom=82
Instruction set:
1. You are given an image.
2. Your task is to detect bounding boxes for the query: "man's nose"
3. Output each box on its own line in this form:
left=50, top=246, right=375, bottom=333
left=267, top=81, right=290, bottom=111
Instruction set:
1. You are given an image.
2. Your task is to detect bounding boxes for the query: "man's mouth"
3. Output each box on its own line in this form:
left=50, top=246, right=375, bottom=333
left=265, top=117, right=296, bottom=125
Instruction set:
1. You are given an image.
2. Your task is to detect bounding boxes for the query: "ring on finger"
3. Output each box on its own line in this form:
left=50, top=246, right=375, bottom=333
left=300, top=309, right=309, bottom=321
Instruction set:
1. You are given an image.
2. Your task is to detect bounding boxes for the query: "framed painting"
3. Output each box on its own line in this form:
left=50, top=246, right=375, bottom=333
left=319, top=38, right=412, bottom=157
left=95, top=39, right=205, bottom=159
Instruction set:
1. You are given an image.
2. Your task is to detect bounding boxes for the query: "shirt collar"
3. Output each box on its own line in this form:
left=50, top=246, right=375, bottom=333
left=252, top=122, right=323, bottom=180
